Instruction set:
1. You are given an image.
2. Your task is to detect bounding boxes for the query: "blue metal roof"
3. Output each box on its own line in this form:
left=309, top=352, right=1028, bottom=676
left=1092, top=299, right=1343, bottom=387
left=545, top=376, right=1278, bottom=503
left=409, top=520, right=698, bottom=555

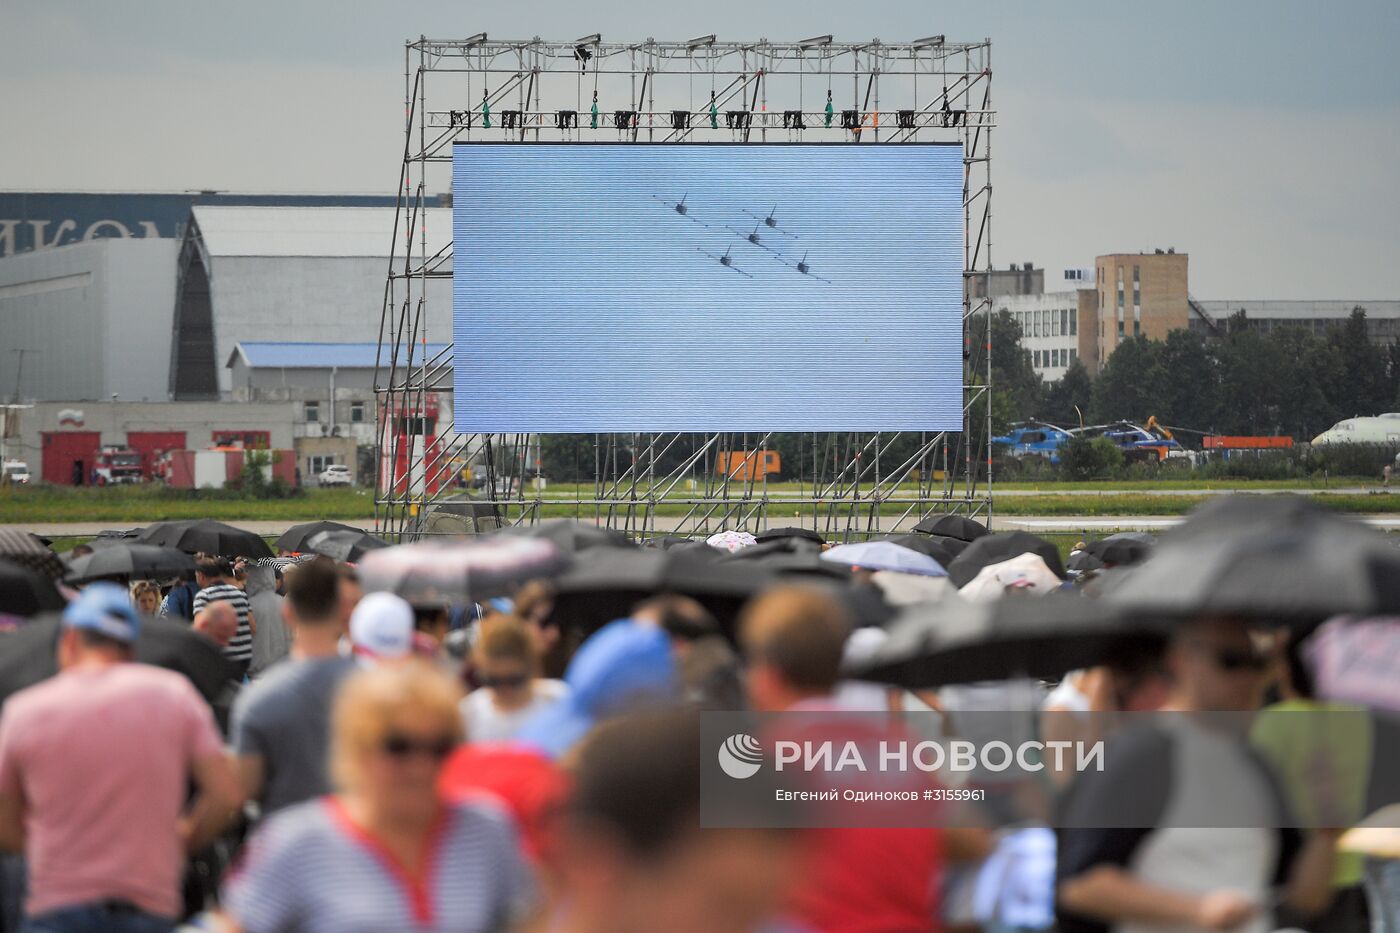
left=229, top=342, right=451, bottom=370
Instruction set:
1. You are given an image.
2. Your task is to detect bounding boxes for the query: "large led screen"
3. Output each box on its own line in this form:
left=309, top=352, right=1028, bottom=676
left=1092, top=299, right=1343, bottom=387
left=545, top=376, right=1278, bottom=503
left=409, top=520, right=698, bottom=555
left=452, top=143, right=963, bottom=433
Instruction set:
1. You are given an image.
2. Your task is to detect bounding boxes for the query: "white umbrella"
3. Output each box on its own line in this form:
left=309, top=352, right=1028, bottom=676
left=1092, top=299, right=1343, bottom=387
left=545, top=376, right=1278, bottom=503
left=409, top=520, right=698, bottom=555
left=958, top=552, right=1062, bottom=603
left=821, top=541, right=948, bottom=578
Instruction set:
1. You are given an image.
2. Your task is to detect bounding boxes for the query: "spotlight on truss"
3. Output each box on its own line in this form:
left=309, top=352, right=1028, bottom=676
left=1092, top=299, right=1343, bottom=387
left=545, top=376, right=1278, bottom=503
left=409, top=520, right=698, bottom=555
left=799, top=34, right=833, bottom=48
left=461, top=32, right=487, bottom=48
left=576, top=33, right=601, bottom=45
left=687, top=34, right=717, bottom=48
left=912, top=34, right=945, bottom=48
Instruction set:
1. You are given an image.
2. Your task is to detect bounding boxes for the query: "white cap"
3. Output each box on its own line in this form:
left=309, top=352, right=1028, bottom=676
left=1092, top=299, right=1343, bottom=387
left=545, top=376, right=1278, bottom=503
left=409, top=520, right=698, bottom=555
left=349, top=592, right=415, bottom=664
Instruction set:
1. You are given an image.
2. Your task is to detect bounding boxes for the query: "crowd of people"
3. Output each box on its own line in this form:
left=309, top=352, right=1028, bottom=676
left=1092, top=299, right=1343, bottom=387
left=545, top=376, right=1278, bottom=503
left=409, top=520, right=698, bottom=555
left=0, top=503, right=1396, bottom=933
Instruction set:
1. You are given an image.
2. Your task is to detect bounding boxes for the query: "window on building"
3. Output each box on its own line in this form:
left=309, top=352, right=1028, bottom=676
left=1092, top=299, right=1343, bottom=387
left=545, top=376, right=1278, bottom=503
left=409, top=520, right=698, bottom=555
left=1069, top=349, right=1077, bottom=364
left=1051, top=349, right=1060, bottom=367
left=1052, top=312, right=1059, bottom=337
left=350, top=401, right=366, bottom=423
left=1070, top=311, right=1077, bottom=336
left=308, top=455, right=335, bottom=476
left=1033, top=350, right=1042, bottom=367
left=1118, top=320, right=1125, bottom=338
left=304, top=401, right=320, bottom=423
left=1134, top=321, right=1141, bottom=337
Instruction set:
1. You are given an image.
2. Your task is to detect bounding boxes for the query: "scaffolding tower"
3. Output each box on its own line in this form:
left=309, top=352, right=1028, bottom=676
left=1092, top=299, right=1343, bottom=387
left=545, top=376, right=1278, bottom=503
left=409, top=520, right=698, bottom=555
left=375, top=34, right=995, bottom=540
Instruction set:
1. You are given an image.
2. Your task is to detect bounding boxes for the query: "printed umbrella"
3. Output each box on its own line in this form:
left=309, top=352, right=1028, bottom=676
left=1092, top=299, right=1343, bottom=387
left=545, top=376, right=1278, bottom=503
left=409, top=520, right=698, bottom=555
left=0, top=558, right=66, bottom=618
left=0, top=528, right=66, bottom=579
left=821, top=541, right=948, bottom=578
left=0, top=615, right=235, bottom=707
left=65, top=544, right=197, bottom=584
left=947, top=532, right=1065, bottom=588
left=957, top=552, right=1065, bottom=603
left=912, top=514, right=989, bottom=542
left=275, top=521, right=368, bottom=554
left=357, top=537, right=569, bottom=606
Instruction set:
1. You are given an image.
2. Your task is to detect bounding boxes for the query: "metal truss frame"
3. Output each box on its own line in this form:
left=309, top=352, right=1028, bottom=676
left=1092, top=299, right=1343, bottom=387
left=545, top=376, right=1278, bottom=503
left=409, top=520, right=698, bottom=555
left=375, top=34, right=994, bottom=540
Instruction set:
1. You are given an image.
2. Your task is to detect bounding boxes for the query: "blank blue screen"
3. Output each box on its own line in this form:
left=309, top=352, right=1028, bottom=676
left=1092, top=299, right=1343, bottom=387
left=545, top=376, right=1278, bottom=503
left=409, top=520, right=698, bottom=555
left=452, top=143, right=964, bottom=433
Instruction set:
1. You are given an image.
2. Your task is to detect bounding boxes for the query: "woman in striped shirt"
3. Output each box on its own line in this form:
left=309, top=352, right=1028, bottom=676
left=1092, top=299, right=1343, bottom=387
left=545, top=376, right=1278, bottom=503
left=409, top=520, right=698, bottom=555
left=222, top=661, right=534, bottom=932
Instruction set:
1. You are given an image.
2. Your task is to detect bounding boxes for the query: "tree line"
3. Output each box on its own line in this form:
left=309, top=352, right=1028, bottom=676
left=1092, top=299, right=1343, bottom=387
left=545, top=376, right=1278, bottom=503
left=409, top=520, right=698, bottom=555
left=993, top=306, right=1400, bottom=442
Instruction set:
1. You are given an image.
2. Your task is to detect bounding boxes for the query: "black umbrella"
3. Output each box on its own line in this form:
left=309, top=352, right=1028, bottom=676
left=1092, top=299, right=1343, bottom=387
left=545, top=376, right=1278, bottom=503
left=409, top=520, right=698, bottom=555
left=1103, top=495, right=1400, bottom=623
left=0, top=615, right=236, bottom=708
left=0, top=528, right=66, bottom=579
left=500, top=519, right=636, bottom=552
left=138, top=520, right=272, bottom=560
left=1065, top=549, right=1104, bottom=574
left=946, top=531, right=1066, bottom=588
left=1085, top=532, right=1154, bottom=567
left=65, top=544, right=197, bottom=584
left=641, top=535, right=702, bottom=551
left=755, top=526, right=825, bottom=545
left=547, top=546, right=776, bottom=639
left=912, top=514, right=989, bottom=542
left=726, top=538, right=851, bottom=581
left=275, top=521, right=368, bottom=554
left=881, top=534, right=961, bottom=567
left=306, top=529, right=390, bottom=563
left=849, top=592, right=1167, bottom=689
left=0, top=558, right=67, bottom=617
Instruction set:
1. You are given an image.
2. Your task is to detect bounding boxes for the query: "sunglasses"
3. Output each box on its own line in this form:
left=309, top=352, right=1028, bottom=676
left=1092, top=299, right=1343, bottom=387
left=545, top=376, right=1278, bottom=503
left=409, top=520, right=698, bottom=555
left=380, top=733, right=456, bottom=761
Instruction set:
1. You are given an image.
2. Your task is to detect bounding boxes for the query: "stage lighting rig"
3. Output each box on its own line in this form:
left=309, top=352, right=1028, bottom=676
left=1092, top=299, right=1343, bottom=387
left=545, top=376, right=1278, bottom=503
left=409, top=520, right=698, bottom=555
left=687, top=34, right=716, bottom=48
left=897, top=110, right=916, bottom=129
left=840, top=109, right=860, bottom=130
left=556, top=110, right=577, bottom=128
left=501, top=110, right=521, bottom=129
left=725, top=111, right=753, bottom=130
left=912, top=34, right=945, bottom=48
left=670, top=110, right=691, bottom=130
left=799, top=34, right=833, bottom=48
left=613, top=110, right=638, bottom=129
left=782, top=110, right=805, bottom=130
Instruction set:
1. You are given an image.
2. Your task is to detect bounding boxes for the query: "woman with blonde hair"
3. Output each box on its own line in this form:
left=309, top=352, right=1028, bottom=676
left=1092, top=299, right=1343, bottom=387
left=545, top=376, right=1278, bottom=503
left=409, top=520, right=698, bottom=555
left=222, top=661, right=534, bottom=931
left=130, top=579, right=161, bottom=616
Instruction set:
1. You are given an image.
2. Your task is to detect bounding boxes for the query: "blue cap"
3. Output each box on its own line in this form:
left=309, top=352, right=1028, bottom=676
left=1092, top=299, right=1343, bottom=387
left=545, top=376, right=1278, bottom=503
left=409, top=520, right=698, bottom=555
left=63, top=582, right=142, bottom=644
left=514, top=618, right=677, bottom=759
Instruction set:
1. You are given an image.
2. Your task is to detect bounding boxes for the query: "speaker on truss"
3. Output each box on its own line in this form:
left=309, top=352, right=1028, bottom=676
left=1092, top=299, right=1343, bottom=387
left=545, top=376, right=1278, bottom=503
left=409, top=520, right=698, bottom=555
left=782, top=110, right=805, bottom=129
left=501, top=110, right=522, bottom=129
left=670, top=110, right=691, bottom=130
left=897, top=110, right=916, bottom=129
left=725, top=110, right=753, bottom=130
left=840, top=109, right=860, bottom=129
left=556, top=110, right=577, bottom=128
left=613, top=110, right=638, bottom=129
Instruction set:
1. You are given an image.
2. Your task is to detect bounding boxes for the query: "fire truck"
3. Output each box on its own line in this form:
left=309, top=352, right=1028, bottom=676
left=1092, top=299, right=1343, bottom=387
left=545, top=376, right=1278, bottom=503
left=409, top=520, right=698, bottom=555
left=92, top=446, right=144, bottom=485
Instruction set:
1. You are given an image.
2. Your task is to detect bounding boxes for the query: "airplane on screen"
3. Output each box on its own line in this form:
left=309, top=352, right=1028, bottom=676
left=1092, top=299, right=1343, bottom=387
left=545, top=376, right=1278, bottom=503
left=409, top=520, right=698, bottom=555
left=697, top=245, right=753, bottom=277
left=652, top=193, right=708, bottom=226
left=776, top=250, right=832, bottom=284
left=725, top=221, right=785, bottom=255
left=743, top=204, right=798, bottom=238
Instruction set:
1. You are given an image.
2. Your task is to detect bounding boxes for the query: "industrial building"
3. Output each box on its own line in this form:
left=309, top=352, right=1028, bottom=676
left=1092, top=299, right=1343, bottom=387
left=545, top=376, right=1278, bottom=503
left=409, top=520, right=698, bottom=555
left=171, top=206, right=452, bottom=398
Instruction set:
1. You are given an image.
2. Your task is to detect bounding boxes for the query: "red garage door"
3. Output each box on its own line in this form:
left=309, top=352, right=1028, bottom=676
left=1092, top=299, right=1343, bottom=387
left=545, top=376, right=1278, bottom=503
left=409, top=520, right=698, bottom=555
left=127, top=431, right=187, bottom=478
left=42, top=431, right=101, bottom=486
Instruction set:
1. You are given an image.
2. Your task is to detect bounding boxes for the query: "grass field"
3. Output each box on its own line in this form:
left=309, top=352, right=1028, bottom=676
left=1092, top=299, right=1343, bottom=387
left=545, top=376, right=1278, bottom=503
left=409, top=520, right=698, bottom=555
left=5, top=483, right=1399, bottom=529
left=0, top=486, right=375, bottom=524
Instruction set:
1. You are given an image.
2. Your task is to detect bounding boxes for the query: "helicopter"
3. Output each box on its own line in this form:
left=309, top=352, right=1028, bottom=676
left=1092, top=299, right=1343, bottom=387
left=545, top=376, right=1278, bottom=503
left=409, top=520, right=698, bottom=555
left=777, top=250, right=832, bottom=284
left=697, top=245, right=752, bottom=277
left=743, top=204, right=798, bottom=238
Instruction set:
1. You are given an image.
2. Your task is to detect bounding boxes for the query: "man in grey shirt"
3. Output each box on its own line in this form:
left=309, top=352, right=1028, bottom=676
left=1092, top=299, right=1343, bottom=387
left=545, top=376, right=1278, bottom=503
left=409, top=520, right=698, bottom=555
left=229, top=558, right=355, bottom=817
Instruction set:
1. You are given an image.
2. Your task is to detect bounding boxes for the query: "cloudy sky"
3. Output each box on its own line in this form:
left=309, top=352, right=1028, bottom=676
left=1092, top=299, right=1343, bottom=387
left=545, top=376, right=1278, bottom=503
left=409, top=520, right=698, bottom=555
left=4, top=0, right=1396, bottom=298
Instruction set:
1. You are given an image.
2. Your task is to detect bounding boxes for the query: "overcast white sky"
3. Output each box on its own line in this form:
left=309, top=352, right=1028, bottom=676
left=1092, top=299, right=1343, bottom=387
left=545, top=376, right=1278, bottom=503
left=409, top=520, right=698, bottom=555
left=3, top=0, right=1397, bottom=298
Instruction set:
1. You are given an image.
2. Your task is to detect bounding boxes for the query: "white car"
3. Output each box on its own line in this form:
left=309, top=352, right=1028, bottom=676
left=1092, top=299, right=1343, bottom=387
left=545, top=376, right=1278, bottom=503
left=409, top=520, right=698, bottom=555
left=2, top=460, right=30, bottom=485
left=317, top=464, right=353, bottom=487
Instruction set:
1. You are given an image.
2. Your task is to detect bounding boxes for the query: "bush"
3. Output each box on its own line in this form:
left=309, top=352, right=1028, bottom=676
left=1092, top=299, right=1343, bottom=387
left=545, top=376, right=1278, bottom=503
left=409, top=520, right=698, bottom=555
left=1058, top=436, right=1125, bottom=480
left=1310, top=442, right=1400, bottom=479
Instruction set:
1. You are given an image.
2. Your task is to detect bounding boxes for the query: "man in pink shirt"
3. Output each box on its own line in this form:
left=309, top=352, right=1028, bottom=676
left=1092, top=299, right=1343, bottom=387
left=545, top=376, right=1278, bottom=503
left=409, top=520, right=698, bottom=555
left=0, top=584, right=242, bottom=932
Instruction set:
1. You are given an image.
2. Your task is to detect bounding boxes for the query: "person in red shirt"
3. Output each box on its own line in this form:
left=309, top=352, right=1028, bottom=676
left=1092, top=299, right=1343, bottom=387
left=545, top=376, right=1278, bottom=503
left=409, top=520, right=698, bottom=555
left=740, top=586, right=949, bottom=933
